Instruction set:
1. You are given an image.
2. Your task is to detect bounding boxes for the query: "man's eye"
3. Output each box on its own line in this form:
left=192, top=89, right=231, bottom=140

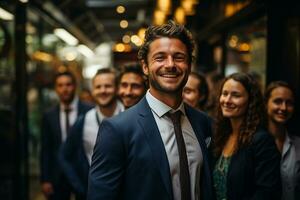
left=155, top=57, right=164, bottom=61
left=174, top=56, right=185, bottom=61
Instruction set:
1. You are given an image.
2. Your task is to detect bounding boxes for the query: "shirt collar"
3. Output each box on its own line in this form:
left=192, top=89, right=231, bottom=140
left=145, top=90, right=186, bottom=118
left=285, top=131, right=292, bottom=145
left=96, top=100, right=125, bottom=120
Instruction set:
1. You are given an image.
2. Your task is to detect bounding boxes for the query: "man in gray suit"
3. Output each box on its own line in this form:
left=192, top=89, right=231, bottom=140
left=88, top=20, right=213, bottom=200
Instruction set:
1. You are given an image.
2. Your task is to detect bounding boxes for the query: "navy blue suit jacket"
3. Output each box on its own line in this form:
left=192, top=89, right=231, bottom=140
left=59, top=114, right=90, bottom=196
left=87, top=97, right=213, bottom=200
left=40, top=100, right=93, bottom=186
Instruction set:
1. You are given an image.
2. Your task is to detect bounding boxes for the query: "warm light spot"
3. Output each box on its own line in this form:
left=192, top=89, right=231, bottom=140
left=120, top=20, right=128, bottom=28
left=116, top=5, right=125, bottom=14
left=115, top=43, right=125, bottom=52
left=174, top=7, right=186, bottom=24
left=122, top=35, right=131, bottom=43
left=239, top=43, right=251, bottom=52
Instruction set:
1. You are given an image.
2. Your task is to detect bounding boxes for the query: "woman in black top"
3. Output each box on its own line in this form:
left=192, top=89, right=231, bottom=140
left=212, top=72, right=281, bottom=200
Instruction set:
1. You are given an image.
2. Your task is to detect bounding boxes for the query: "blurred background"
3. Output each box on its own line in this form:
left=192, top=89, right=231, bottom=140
left=0, top=0, right=299, bottom=199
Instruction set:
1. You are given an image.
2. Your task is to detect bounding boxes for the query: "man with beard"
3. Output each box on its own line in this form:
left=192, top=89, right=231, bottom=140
left=59, top=68, right=124, bottom=200
left=88, top=20, right=213, bottom=200
left=118, top=63, right=147, bottom=109
left=41, top=71, right=93, bottom=200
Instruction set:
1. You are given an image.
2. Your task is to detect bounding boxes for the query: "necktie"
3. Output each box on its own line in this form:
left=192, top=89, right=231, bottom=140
left=64, top=107, right=71, bottom=134
left=167, top=111, right=191, bottom=200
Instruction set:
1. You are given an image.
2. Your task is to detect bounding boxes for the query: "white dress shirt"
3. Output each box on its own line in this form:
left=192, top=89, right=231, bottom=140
left=281, top=133, right=298, bottom=200
left=83, top=100, right=124, bottom=165
left=60, top=97, right=78, bottom=141
left=146, top=91, right=203, bottom=200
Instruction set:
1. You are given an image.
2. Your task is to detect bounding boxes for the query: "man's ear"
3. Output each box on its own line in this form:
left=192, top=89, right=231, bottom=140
left=141, top=60, right=149, bottom=75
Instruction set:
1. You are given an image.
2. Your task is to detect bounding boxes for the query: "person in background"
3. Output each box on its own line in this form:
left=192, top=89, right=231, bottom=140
left=87, top=20, right=214, bottom=200
left=206, top=73, right=224, bottom=118
left=79, top=88, right=95, bottom=105
left=118, top=63, right=147, bottom=109
left=183, top=71, right=209, bottom=111
left=265, top=81, right=299, bottom=200
left=212, top=72, right=281, bottom=200
left=59, top=68, right=124, bottom=200
left=40, top=71, right=93, bottom=200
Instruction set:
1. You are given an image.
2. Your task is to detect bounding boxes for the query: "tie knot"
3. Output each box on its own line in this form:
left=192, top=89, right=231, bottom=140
left=167, top=111, right=181, bottom=124
left=64, top=107, right=72, bottom=113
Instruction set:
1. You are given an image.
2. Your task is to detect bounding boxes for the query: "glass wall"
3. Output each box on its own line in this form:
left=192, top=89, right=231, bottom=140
left=224, top=16, right=267, bottom=89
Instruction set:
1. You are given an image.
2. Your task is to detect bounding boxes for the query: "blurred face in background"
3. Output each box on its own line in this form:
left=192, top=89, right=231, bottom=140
left=267, top=86, right=294, bottom=125
left=55, top=75, right=76, bottom=105
left=183, top=75, right=201, bottom=108
left=118, top=72, right=146, bottom=108
left=92, top=73, right=117, bottom=107
left=219, top=79, right=249, bottom=120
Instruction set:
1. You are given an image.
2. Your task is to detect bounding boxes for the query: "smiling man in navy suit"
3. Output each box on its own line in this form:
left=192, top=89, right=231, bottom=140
left=87, top=20, right=213, bottom=200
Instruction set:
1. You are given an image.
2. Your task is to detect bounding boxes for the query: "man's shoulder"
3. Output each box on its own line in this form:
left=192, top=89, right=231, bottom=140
left=78, top=100, right=94, bottom=111
left=105, top=99, right=148, bottom=125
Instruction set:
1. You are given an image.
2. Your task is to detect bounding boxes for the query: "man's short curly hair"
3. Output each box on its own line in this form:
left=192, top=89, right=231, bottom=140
left=138, top=20, right=195, bottom=65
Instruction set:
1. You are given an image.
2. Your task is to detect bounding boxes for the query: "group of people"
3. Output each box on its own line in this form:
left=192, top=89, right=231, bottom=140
left=40, top=20, right=299, bottom=200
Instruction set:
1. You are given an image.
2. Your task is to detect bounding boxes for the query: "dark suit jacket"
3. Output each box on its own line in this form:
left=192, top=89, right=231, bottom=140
left=59, top=114, right=90, bottom=197
left=87, top=97, right=213, bottom=200
left=40, top=100, right=93, bottom=186
left=212, top=129, right=282, bottom=200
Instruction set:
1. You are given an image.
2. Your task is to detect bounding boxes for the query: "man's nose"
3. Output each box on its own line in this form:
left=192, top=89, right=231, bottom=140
left=165, top=56, right=175, bottom=67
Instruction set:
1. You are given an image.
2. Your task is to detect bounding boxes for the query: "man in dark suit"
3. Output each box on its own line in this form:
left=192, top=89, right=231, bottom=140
left=40, top=71, right=92, bottom=200
left=87, top=20, right=213, bottom=200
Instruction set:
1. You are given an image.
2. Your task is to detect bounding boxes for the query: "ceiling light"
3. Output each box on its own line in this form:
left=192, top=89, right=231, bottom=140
left=120, top=20, right=128, bottom=29
left=0, top=7, right=14, bottom=20
left=54, top=28, right=78, bottom=46
left=122, top=35, right=131, bottom=43
left=131, top=35, right=139, bottom=43
left=137, top=28, right=146, bottom=42
left=116, top=5, right=125, bottom=14
left=157, top=0, right=172, bottom=14
left=115, top=43, right=126, bottom=52
left=153, top=10, right=166, bottom=25
left=174, top=7, right=186, bottom=24
left=77, top=44, right=94, bottom=58
left=32, top=51, right=53, bottom=62
left=19, top=0, right=28, bottom=3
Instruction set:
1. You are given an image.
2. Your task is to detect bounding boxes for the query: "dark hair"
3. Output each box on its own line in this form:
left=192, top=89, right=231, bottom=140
left=138, top=20, right=195, bottom=65
left=54, top=71, right=77, bottom=86
left=119, top=63, right=148, bottom=89
left=264, top=81, right=294, bottom=103
left=93, top=68, right=117, bottom=86
left=189, top=72, right=209, bottom=109
left=213, top=72, right=266, bottom=156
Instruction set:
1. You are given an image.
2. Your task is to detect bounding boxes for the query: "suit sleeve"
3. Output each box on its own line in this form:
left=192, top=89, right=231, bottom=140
left=40, top=113, right=51, bottom=183
left=87, top=119, right=126, bottom=200
left=59, top=116, right=85, bottom=195
left=250, top=131, right=281, bottom=200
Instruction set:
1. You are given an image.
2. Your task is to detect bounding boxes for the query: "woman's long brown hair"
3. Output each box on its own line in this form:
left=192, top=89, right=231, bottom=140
left=213, top=72, right=267, bottom=156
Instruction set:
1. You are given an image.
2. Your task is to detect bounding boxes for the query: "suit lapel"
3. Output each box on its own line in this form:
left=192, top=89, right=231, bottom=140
left=137, top=98, right=173, bottom=199
left=53, top=105, right=62, bottom=143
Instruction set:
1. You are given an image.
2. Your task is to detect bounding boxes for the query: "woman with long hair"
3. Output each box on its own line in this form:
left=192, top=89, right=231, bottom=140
left=265, top=81, right=299, bottom=200
left=212, top=72, right=281, bottom=200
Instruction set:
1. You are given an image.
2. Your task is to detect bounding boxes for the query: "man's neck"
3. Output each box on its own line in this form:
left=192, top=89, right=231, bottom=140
left=149, top=89, right=182, bottom=109
left=98, top=100, right=117, bottom=118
